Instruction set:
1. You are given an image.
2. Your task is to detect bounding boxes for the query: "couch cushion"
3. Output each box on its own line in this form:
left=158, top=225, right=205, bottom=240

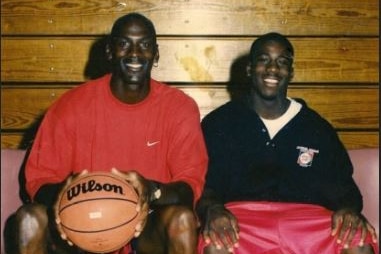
left=349, top=148, right=379, bottom=236
left=1, top=149, right=26, bottom=254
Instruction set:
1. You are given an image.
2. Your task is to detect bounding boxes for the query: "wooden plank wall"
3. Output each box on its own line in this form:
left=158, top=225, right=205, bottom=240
left=1, top=0, right=379, bottom=150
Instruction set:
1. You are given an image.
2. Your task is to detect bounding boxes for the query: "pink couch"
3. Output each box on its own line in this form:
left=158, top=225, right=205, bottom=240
left=350, top=149, right=379, bottom=236
left=1, top=149, right=26, bottom=254
left=1, top=149, right=379, bottom=253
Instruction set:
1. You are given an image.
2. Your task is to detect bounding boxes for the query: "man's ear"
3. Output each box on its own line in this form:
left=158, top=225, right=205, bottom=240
left=246, top=62, right=252, bottom=77
left=106, top=43, right=112, bottom=61
left=154, top=45, right=160, bottom=64
left=290, top=67, right=294, bottom=81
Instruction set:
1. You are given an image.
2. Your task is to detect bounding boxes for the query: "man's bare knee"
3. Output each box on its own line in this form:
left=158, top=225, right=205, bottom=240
left=16, top=203, right=48, bottom=221
left=15, top=203, right=49, bottom=253
left=164, top=206, right=197, bottom=236
left=135, top=206, right=198, bottom=254
left=161, top=206, right=198, bottom=254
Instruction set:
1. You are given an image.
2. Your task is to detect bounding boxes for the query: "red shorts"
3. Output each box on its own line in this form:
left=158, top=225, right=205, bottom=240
left=198, top=202, right=379, bottom=254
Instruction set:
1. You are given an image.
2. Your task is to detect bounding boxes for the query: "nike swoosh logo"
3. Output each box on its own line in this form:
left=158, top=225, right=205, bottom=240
left=147, top=141, right=160, bottom=147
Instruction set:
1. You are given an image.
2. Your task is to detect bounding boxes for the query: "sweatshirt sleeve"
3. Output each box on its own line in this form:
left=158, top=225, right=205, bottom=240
left=310, top=121, right=363, bottom=212
left=25, top=100, right=74, bottom=200
left=322, top=133, right=363, bottom=212
left=166, top=95, right=208, bottom=203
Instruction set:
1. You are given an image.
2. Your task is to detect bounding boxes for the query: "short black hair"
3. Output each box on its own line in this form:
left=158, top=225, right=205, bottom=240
left=111, top=12, right=157, bottom=39
left=249, top=32, right=294, bottom=60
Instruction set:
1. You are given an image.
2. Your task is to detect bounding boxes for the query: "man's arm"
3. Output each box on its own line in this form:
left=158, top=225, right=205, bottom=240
left=196, top=188, right=224, bottom=223
left=322, top=130, right=378, bottom=247
left=34, top=182, right=64, bottom=207
left=149, top=180, right=194, bottom=209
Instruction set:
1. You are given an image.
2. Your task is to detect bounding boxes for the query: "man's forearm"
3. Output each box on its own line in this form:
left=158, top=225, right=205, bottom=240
left=150, top=181, right=194, bottom=208
left=34, top=183, right=63, bottom=207
left=196, top=188, right=224, bottom=222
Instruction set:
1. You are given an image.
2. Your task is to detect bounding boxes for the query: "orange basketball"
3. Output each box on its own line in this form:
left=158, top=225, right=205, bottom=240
left=57, top=172, right=140, bottom=253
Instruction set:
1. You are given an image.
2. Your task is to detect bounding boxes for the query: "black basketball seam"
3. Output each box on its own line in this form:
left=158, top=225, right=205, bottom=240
left=59, top=197, right=138, bottom=213
left=60, top=211, right=139, bottom=233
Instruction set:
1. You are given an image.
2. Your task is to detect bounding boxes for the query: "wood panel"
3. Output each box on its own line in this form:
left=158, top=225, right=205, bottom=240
left=338, top=132, right=379, bottom=150
left=2, top=130, right=378, bottom=150
left=1, top=37, right=379, bottom=83
left=1, top=133, right=25, bottom=149
left=2, top=85, right=378, bottom=130
left=1, top=0, right=378, bottom=36
left=1, top=0, right=379, bottom=151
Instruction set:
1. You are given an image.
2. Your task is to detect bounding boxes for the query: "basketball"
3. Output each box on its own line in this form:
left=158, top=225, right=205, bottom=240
left=57, top=172, right=140, bottom=253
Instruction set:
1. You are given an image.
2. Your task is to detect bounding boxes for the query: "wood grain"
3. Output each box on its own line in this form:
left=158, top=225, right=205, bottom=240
left=1, top=37, right=378, bottom=83
left=2, top=85, right=378, bottom=130
left=338, top=132, right=379, bottom=149
left=1, top=133, right=25, bottom=149
left=1, top=0, right=378, bottom=36
left=1, top=0, right=379, bottom=150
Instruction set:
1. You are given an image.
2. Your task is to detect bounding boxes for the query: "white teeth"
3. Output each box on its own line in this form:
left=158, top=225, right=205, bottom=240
left=127, top=63, right=142, bottom=68
left=264, top=78, right=278, bottom=84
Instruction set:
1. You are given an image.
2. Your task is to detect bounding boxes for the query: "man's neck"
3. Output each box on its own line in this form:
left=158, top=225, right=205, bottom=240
left=248, top=95, right=290, bottom=120
left=110, top=76, right=150, bottom=104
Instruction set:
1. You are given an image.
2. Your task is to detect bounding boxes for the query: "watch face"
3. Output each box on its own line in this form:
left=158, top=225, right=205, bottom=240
left=149, top=182, right=161, bottom=203
left=154, top=188, right=161, bottom=200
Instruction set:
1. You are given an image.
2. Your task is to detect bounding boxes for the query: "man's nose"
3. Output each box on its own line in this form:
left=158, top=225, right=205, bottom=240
left=266, top=60, right=279, bottom=72
left=128, top=44, right=140, bottom=58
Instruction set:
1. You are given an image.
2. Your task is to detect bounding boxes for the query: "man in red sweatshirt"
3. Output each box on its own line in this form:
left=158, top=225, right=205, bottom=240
left=13, top=12, right=208, bottom=254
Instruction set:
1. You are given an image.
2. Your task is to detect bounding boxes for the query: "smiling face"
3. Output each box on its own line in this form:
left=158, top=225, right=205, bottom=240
left=247, top=37, right=294, bottom=102
left=108, top=14, right=159, bottom=89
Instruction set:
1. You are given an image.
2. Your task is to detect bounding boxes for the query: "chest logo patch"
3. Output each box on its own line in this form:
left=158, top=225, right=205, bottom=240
left=296, top=146, right=319, bottom=167
left=147, top=141, right=160, bottom=147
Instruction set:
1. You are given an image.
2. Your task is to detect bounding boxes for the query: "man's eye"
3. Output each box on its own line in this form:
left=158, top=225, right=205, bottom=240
left=277, top=58, right=291, bottom=65
left=112, top=37, right=126, bottom=48
left=140, top=42, right=151, bottom=49
left=117, top=40, right=129, bottom=48
left=256, top=56, right=269, bottom=63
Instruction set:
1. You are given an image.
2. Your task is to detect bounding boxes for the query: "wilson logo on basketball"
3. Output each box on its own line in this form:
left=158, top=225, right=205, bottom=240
left=67, top=180, right=124, bottom=201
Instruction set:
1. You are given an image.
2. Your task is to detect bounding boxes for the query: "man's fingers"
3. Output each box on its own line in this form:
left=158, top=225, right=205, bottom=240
left=111, top=167, right=123, bottom=177
left=79, top=169, right=88, bottom=176
left=342, top=226, right=358, bottom=249
left=331, top=214, right=342, bottom=236
left=358, top=225, right=367, bottom=247
left=366, top=223, right=378, bottom=243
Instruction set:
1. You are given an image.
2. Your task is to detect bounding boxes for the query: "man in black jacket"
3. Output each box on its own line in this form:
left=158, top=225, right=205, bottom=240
left=197, top=32, right=378, bottom=254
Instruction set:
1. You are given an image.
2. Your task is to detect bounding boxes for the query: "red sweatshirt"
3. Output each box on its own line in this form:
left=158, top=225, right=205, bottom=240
left=26, top=73, right=207, bottom=204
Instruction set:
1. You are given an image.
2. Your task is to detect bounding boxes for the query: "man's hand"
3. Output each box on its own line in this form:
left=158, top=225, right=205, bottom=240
left=331, top=208, right=378, bottom=249
left=202, top=204, right=240, bottom=253
left=54, top=169, right=89, bottom=246
left=111, top=168, right=151, bottom=238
